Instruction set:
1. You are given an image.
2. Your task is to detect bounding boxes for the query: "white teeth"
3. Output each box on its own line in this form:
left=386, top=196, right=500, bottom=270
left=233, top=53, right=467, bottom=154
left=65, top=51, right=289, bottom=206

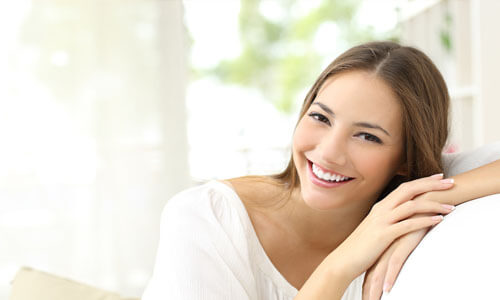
left=311, top=163, right=351, bottom=182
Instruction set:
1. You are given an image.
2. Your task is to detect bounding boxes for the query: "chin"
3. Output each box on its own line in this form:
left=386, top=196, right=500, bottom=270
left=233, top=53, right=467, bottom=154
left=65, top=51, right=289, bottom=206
left=300, top=185, right=350, bottom=211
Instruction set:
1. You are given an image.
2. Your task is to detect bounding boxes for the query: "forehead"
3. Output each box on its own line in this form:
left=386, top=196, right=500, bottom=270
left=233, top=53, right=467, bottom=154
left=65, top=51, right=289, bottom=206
left=314, top=71, right=403, bottom=136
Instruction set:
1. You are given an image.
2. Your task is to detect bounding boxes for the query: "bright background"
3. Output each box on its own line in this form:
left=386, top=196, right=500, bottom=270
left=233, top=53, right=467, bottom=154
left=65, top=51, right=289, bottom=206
left=1, top=0, right=499, bottom=298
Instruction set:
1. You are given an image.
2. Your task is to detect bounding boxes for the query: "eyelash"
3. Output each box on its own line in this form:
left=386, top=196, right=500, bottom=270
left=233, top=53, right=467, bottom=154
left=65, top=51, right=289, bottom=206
left=357, top=133, right=382, bottom=144
left=308, top=112, right=330, bottom=125
left=307, top=112, right=383, bottom=144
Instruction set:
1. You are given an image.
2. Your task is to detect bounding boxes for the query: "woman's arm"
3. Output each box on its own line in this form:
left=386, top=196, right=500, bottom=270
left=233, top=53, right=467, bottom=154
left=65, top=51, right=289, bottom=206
left=294, top=255, right=352, bottom=300
left=438, top=141, right=500, bottom=206
left=430, top=158, right=500, bottom=206
left=295, top=176, right=453, bottom=299
left=363, top=144, right=500, bottom=299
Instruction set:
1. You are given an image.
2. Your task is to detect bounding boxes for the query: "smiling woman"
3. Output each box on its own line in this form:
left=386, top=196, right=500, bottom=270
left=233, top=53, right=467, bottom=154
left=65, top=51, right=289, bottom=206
left=293, top=71, right=405, bottom=211
left=142, top=41, right=500, bottom=300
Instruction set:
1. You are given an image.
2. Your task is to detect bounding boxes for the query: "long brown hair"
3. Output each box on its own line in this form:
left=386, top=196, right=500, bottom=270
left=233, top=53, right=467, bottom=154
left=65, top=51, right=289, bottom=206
left=272, top=41, right=450, bottom=201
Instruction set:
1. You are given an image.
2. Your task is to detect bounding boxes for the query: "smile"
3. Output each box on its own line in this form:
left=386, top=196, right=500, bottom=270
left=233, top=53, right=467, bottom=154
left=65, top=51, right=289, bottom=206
left=307, top=160, right=354, bottom=187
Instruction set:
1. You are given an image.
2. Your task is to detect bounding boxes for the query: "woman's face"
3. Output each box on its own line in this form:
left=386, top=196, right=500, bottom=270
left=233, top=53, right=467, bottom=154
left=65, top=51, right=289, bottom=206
left=292, top=70, right=405, bottom=210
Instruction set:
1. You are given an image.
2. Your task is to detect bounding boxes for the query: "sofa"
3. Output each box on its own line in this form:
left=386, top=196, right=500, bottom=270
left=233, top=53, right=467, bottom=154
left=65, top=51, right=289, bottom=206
left=8, top=143, right=499, bottom=300
left=9, top=267, right=140, bottom=300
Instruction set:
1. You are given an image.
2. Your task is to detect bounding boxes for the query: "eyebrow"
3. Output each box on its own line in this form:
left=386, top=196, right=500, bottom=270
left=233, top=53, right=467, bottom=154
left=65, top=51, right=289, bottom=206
left=311, top=102, right=391, bottom=137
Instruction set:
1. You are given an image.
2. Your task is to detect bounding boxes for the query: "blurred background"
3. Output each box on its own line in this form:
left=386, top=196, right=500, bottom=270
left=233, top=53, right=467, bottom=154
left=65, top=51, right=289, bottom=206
left=1, top=0, right=499, bottom=298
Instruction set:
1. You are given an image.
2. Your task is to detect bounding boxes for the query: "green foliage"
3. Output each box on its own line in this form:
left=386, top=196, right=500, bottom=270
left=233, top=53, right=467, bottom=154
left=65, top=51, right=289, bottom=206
left=440, top=11, right=453, bottom=54
left=199, top=0, right=399, bottom=114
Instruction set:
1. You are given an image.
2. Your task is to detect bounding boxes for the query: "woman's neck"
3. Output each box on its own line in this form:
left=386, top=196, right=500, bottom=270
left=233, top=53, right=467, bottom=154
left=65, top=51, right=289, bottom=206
left=274, top=187, right=372, bottom=252
left=228, top=176, right=374, bottom=253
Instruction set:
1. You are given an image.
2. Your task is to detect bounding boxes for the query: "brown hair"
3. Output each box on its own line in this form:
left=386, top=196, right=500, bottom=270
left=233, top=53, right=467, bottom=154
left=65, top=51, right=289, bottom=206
left=273, top=41, right=450, bottom=201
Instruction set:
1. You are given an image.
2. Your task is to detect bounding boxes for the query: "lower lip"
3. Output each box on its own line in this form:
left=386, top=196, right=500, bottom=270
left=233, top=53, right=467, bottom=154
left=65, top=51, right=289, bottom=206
left=307, top=160, right=353, bottom=188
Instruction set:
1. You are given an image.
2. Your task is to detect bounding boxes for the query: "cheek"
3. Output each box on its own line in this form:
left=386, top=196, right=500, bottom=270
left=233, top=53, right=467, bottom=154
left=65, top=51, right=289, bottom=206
left=353, top=147, right=402, bottom=183
left=292, top=119, right=319, bottom=175
left=292, top=119, right=314, bottom=153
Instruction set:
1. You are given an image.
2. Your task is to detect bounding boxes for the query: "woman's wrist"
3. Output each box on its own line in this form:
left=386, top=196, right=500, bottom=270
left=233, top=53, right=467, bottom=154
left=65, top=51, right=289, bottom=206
left=436, top=159, right=500, bottom=206
left=324, top=247, right=358, bottom=286
left=296, top=252, right=352, bottom=300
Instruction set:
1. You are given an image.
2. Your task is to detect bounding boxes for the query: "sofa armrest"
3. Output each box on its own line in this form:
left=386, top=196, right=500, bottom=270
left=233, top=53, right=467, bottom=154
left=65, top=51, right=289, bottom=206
left=9, top=267, right=139, bottom=300
left=381, top=194, right=500, bottom=299
left=443, top=141, right=500, bottom=176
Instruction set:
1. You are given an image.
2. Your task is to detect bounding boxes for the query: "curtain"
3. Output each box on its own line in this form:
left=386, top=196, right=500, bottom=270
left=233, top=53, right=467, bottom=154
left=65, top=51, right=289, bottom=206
left=0, top=0, right=190, bottom=298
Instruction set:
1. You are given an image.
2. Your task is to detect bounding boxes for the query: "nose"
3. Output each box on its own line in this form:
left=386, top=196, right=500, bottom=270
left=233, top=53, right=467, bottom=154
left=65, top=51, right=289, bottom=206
left=317, top=126, right=348, bottom=166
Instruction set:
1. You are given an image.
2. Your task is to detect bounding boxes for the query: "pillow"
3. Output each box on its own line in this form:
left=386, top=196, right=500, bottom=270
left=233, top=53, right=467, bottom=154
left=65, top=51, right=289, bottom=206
left=381, top=194, right=500, bottom=300
left=382, top=142, right=500, bottom=299
left=443, top=141, right=500, bottom=177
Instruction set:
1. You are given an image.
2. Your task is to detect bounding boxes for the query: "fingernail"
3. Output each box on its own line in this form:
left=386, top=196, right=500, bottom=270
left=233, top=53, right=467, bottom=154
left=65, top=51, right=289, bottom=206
left=431, top=173, right=444, bottom=178
left=432, top=215, right=444, bottom=221
left=383, top=282, right=391, bottom=293
left=441, top=204, right=455, bottom=211
left=440, top=178, right=454, bottom=184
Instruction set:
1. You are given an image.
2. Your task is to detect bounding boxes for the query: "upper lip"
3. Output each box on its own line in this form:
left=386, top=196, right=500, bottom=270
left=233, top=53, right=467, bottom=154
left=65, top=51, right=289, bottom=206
left=308, top=159, right=354, bottom=178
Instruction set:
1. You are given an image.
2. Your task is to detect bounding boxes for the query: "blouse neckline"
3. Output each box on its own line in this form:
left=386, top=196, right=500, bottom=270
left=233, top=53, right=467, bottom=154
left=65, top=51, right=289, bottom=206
left=209, top=180, right=299, bottom=296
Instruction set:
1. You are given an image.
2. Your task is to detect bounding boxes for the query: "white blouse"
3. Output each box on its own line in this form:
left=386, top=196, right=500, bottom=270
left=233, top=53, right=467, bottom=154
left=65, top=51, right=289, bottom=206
left=142, top=180, right=364, bottom=300
left=143, top=142, right=500, bottom=300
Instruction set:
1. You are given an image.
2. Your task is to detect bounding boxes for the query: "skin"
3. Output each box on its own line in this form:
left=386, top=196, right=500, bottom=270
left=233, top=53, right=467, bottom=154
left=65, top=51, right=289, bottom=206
left=228, top=69, right=500, bottom=299
left=293, top=70, right=406, bottom=213
left=363, top=157, right=500, bottom=300
left=229, top=70, right=453, bottom=291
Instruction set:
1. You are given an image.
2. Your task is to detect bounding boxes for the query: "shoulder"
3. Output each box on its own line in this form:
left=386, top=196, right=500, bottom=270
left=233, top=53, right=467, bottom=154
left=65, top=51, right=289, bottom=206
left=161, top=180, right=244, bottom=228
left=227, top=176, right=289, bottom=209
left=156, top=180, right=256, bottom=267
left=144, top=181, right=260, bottom=299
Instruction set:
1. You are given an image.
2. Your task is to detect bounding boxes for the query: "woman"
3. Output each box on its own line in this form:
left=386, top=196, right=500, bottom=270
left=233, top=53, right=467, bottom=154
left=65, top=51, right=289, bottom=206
left=142, top=41, right=500, bottom=300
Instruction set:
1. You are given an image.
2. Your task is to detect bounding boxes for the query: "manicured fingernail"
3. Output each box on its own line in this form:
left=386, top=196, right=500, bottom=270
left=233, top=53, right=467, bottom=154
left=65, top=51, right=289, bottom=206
left=440, top=178, right=454, bottom=184
left=432, top=215, right=444, bottom=221
left=441, top=204, right=455, bottom=211
left=431, top=173, right=444, bottom=178
left=383, top=282, right=391, bottom=293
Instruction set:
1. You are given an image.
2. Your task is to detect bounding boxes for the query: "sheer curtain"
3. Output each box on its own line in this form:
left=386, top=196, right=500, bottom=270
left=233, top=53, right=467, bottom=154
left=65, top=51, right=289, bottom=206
left=0, top=0, right=190, bottom=298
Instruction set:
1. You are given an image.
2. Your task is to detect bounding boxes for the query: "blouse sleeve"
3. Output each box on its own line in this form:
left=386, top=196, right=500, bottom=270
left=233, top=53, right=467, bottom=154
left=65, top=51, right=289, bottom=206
left=141, top=189, right=254, bottom=300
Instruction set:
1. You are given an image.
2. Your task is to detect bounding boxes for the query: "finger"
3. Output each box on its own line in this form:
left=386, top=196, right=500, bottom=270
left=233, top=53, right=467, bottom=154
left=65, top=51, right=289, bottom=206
left=362, top=278, right=371, bottom=300
left=363, top=268, right=383, bottom=300
left=363, top=247, right=394, bottom=300
left=383, top=244, right=415, bottom=293
left=390, top=214, right=443, bottom=239
left=383, top=253, right=410, bottom=293
left=390, top=200, right=455, bottom=223
left=369, top=284, right=383, bottom=300
left=362, top=269, right=372, bottom=300
left=389, top=175, right=454, bottom=207
left=363, top=270, right=384, bottom=300
left=383, top=229, right=427, bottom=293
left=362, top=282, right=369, bottom=300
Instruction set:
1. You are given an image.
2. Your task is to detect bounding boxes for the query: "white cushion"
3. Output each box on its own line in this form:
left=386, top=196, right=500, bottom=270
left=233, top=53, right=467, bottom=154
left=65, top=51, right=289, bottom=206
left=382, top=194, right=500, bottom=300
left=443, top=141, right=500, bottom=177
left=382, top=142, right=500, bottom=300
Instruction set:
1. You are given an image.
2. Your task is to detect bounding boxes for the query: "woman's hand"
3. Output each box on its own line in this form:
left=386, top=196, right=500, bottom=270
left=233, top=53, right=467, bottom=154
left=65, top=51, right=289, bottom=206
left=362, top=228, right=427, bottom=300
left=361, top=189, right=456, bottom=300
left=330, top=174, right=455, bottom=283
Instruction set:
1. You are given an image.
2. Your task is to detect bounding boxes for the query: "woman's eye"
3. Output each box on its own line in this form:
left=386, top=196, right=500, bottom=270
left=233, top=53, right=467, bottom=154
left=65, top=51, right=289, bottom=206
left=308, top=112, right=330, bottom=125
left=358, top=132, right=382, bottom=144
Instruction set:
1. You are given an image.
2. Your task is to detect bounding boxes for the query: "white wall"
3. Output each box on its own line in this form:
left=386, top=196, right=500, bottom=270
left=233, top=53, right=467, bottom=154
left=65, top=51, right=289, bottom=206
left=0, top=0, right=190, bottom=298
left=399, top=0, right=500, bottom=151
left=471, top=0, right=500, bottom=146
